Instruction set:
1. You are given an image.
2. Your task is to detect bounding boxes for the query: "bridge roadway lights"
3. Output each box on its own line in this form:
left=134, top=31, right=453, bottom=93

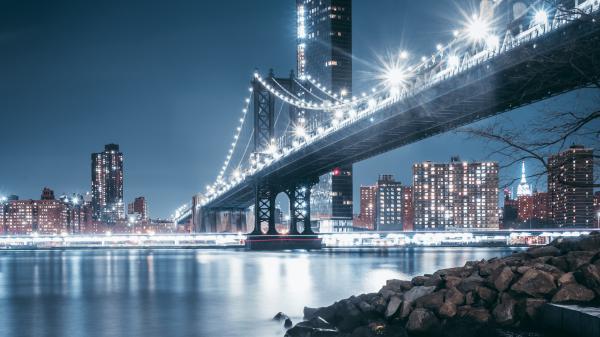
left=246, top=178, right=322, bottom=250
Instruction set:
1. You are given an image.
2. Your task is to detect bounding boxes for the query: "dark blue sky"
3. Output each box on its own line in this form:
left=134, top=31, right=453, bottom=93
left=0, top=0, right=595, bottom=217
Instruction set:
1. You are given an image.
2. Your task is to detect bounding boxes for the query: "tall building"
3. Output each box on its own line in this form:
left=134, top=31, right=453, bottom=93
left=548, top=145, right=594, bottom=227
left=516, top=161, right=532, bottom=197
left=311, top=166, right=353, bottom=232
left=296, top=0, right=352, bottom=97
left=91, top=144, right=124, bottom=224
left=297, top=1, right=354, bottom=233
left=517, top=191, right=549, bottom=226
left=128, top=196, right=148, bottom=221
left=413, top=157, right=499, bottom=230
left=502, top=188, right=519, bottom=229
left=401, top=186, right=414, bottom=231
left=357, top=185, right=377, bottom=229
left=375, top=175, right=404, bottom=231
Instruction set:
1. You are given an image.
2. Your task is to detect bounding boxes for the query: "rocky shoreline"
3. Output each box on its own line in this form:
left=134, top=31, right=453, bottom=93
left=277, top=233, right=600, bottom=337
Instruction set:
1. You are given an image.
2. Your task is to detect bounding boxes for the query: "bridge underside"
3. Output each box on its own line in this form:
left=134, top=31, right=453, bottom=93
left=203, top=17, right=600, bottom=242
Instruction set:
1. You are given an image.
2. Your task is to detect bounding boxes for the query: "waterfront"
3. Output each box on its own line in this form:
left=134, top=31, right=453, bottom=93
left=0, top=247, right=521, bottom=337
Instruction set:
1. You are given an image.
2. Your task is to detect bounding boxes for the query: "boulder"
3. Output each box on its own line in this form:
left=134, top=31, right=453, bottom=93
left=411, top=276, right=429, bottom=286
left=492, top=293, right=518, bottom=326
left=479, top=260, right=505, bottom=277
left=566, top=251, right=596, bottom=271
left=438, top=301, right=457, bottom=318
left=402, top=286, right=436, bottom=303
left=415, top=290, right=445, bottom=311
left=551, top=283, right=595, bottom=303
left=399, top=300, right=413, bottom=319
left=285, top=317, right=338, bottom=337
left=384, top=296, right=402, bottom=318
left=457, top=306, right=491, bottom=324
left=444, top=276, right=462, bottom=289
left=357, top=301, right=376, bottom=317
left=575, top=263, right=600, bottom=294
left=549, top=256, right=569, bottom=272
left=465, top=291, right=475, bottom=306
left=303, top=305, right=337, bottom=322
left=525, top=298, right=547, bottom=320
left=557, top=272, right=576, bottom=286
left=511, top=269, right=556, bottom=298
left=527, top=245, right=561, bottom=258
left=552, top=234, right=600, bottom=252
left=405, top=308, right=440, bottom=334
left=284, top=318, right=293, bottom=329
left=386, top=279, right=412, bottom=292
left=423, top=274, right=443, bottom=288
left=445, top=287, right=465, bottom=306
left=378, top=288, right=396, bottom=301
left=532, top=263, right=564, bottom=281
left=273, top=312, right=290, bottom=322
left=491, top=266, right=514, bottom=292
left=475, top=286, right=497, bottom=306
left=434, top=266, right=470, bottom=279
left=458, top=274, right=485, bottom=293
left=336, top=300, right=365, bottom=332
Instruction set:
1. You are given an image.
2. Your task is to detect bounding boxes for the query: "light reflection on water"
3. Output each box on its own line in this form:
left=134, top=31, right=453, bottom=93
left=0, top=247, right=520, bottom=337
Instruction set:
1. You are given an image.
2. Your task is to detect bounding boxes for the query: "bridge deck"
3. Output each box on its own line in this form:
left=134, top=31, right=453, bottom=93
left=206, top=15, right=600, bottom=209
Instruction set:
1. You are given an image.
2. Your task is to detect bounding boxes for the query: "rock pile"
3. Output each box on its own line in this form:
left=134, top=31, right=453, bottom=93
left=284, top=233, right=600, bottom=337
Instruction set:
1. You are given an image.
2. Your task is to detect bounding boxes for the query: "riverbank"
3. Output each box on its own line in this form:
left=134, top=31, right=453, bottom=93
left=283, top=233, right=600, bottom=337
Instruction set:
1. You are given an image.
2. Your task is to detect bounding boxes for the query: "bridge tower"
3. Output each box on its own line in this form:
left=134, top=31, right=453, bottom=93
left=245, top=71, right=322, bottom=249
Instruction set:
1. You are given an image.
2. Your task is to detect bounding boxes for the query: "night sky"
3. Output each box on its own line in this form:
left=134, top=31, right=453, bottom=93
left=0, top=0, right=596, bottom=217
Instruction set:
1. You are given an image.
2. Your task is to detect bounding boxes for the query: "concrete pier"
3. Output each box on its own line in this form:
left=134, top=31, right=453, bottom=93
left=244, top=235, right=322, bottom=250
left=540, top=304, right=600, bottom=337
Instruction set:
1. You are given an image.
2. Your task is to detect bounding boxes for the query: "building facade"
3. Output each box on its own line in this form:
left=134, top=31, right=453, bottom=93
left=548, top=145, right=594, bottom=227
left=128, top=196, right=148, bottom=221
left=91, top=144, right=124, bottom=223
left=413, top=157, right=499, bottom=230
left=0, top=189, right=90, bottom=235
left=297, top=1, right=354, bottom=233
left=356, top=185, right=377, bottom=229
left=375, top=175, right=404, bottom=231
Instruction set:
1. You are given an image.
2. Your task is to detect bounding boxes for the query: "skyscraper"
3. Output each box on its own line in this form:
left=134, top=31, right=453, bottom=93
left=375, top=175, right=404, bottom=231
left=548, top=145, right=594, bottom=227
left=297, top=0, right=354, bottom=232
left=516, top=161, right=532, bottom=197
left=296, top=0, right=352, bottom=96
left=91, top=144, right=124, bottom=224
left=413, top=157, right=499, bottom=230
left=357, top=185, right=377, bottom=230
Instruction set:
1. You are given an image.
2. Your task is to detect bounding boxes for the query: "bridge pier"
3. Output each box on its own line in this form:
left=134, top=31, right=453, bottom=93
left=245, top=179, right=321, bottom=250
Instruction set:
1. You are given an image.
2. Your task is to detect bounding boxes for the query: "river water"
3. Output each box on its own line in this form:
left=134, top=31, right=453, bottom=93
left=0, top=247, right=520, bottom=337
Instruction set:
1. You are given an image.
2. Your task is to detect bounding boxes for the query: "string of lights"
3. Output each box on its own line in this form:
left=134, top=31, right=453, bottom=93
left=199, top=0, right=599, bottom=206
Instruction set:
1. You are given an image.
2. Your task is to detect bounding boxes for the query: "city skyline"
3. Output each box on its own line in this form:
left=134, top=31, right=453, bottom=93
left=1, top=0, right=597, bottom=218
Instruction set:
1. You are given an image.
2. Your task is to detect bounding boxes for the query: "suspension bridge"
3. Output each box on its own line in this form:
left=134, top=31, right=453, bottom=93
left=174, top=1, right=600, bottom=249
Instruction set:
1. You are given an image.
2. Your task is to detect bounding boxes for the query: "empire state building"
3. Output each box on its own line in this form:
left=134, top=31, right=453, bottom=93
left=517, top=161, right=532, bottom=197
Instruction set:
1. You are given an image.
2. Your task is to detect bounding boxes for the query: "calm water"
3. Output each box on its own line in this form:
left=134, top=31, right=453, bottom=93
left=0, top=247, right=519, bottom=337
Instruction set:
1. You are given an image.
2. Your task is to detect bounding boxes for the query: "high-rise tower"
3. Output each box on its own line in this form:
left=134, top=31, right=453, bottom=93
left=296, top=0, right=353, bottom=232
left=516, top=161, right=532, bottom=197
left=91, top=144, right=124, bottom=224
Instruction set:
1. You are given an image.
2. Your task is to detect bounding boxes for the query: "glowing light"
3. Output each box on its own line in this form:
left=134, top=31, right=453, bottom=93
left=340, top=89, right=348, bottom=97
left=399, top=51, right=408, bottom=59
left=294, top=124, right=307, bottom=139
left=466, top=15, right=490, bottom=42
left=334, top=110, right=344, bottom=120
left=384, top=67, right=406, bottom=88
left=534, top=9, right=548, bottom=26
left=448, top=55, right=460, bottom=68
left=485, top=35, right=500, bottom=50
